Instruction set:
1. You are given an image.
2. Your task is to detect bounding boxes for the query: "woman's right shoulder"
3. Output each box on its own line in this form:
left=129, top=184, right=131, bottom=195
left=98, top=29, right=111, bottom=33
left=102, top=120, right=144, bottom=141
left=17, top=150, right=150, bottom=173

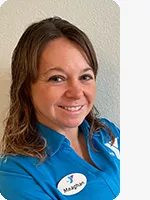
left=0, top=154, right=38, bottom=174
left=0, top=154, right=53, bottom=200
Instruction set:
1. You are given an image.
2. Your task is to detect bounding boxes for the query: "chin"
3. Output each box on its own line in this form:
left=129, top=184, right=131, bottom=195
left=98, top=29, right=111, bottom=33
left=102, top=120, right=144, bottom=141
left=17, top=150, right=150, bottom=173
left=61, top=119, right=84, bottom=128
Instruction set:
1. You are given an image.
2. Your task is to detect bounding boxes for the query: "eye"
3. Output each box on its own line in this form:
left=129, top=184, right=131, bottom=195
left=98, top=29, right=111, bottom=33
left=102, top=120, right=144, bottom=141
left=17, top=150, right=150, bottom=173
left=48, top=75, right=65, bottom=82
left=80, top=74, right=94, bottom=81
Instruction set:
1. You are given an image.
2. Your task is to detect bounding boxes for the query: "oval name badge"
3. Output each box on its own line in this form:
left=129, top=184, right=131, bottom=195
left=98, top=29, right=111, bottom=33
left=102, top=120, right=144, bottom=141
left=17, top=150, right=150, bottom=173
left=57, top=173, right=87, bottom=196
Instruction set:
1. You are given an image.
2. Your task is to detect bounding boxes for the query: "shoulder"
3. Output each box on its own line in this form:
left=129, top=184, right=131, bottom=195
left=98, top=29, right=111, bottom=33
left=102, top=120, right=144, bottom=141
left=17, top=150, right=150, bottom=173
left=99, top=117, right=120, bottom=139
left=0, top=154, right=51, bottom=199
left=0, top=154, right=39, bottom=177
left=94, top=118, right=120, bottom=159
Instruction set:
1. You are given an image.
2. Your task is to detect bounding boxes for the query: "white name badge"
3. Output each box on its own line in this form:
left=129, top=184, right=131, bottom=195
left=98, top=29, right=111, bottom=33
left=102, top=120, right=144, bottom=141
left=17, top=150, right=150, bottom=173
left=57, top=173, right=87, bottom=196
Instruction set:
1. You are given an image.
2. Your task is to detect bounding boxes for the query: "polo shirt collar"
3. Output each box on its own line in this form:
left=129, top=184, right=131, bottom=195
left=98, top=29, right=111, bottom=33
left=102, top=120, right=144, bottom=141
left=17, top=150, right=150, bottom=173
left=37, top=119, right=90, bottom=156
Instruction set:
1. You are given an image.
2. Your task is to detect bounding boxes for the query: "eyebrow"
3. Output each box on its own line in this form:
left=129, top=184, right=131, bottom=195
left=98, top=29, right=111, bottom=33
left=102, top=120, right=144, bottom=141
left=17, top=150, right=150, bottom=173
left=43, top=67, right=94, bottom=75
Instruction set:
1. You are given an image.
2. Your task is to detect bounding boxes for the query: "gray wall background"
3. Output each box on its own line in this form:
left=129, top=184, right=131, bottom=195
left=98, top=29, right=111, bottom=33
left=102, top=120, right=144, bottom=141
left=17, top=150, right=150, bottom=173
left=0, top=0, right=120, bottom=138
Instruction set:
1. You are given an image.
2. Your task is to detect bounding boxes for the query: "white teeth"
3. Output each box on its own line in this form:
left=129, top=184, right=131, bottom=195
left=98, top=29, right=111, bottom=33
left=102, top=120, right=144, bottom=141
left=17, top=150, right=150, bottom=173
left=63, top=106, right=82, bottom=111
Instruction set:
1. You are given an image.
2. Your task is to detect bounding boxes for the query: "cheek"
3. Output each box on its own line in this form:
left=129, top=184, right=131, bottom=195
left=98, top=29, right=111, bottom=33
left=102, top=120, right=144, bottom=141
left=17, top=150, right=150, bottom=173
left=85, top=83, right=96, bottom=101
left=31, top=86, right=48, bottom=108
left=90, top=89, right=96, bottom=101
left=90, top=82, right=96, bottom=94
left=32, top=87, right=63, bottom=107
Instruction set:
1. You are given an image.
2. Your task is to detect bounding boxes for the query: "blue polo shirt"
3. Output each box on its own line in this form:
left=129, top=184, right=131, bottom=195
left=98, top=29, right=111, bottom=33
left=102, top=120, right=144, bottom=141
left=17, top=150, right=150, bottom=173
left=0, top=118, right=120, bottom=200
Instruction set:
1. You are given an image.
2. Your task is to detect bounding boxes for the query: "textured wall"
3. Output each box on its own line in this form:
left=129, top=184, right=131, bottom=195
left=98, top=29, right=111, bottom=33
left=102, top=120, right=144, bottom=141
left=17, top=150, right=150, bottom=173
left=0, top=0, right=120, bottom=138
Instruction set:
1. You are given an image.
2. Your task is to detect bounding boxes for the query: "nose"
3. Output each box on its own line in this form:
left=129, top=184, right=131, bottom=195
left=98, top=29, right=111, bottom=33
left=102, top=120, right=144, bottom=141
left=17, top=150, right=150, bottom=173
left=65, top=80, right=83, bottom=99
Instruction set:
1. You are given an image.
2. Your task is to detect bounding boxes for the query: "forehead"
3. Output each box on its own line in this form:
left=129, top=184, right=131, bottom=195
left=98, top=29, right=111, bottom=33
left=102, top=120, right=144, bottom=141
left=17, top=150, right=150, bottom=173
left=39, top=37, right=91, bottom=74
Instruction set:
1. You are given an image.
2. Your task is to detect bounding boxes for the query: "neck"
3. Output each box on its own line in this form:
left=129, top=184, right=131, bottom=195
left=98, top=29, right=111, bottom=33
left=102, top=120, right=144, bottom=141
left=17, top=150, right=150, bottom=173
left=62, top=127, right=80, bottom=145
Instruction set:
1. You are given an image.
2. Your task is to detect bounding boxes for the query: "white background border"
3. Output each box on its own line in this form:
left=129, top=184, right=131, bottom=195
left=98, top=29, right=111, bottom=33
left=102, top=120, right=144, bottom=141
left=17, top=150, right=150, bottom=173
left=121, top=0, right=150, bottom=199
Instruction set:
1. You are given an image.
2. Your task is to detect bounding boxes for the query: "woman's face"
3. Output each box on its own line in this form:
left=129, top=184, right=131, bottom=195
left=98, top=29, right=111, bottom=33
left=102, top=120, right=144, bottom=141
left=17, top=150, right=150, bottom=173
left=31, top=37, right=96, bottom=134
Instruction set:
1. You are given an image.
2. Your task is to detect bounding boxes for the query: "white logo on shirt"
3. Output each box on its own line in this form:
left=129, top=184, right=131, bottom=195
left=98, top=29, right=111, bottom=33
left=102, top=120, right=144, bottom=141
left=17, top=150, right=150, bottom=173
left=0, top=194, right=7, bottom=200
left=105, top=138, right=120, bottom=159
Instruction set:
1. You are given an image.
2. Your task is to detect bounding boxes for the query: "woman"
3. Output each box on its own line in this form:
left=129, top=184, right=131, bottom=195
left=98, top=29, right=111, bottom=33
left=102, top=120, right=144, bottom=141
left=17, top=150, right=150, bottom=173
left=0, top=16, right=120, bottom=199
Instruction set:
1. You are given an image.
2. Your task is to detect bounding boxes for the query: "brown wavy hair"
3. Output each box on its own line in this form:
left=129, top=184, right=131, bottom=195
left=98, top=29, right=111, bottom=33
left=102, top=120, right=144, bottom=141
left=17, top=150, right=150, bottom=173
left=0, top=16, right=114, bottom=162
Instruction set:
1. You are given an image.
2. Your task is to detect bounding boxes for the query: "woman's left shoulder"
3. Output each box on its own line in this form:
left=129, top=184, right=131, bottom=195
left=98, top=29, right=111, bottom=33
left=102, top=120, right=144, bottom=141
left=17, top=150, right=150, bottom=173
left=99, top=117, right=120, bottom=138
left=98, top=118, right=120, bottom=159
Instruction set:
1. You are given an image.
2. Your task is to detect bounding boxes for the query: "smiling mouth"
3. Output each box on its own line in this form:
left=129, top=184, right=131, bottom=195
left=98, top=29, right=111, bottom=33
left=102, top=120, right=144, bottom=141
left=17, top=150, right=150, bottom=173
left=59, top=105, right=83, bottom=112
